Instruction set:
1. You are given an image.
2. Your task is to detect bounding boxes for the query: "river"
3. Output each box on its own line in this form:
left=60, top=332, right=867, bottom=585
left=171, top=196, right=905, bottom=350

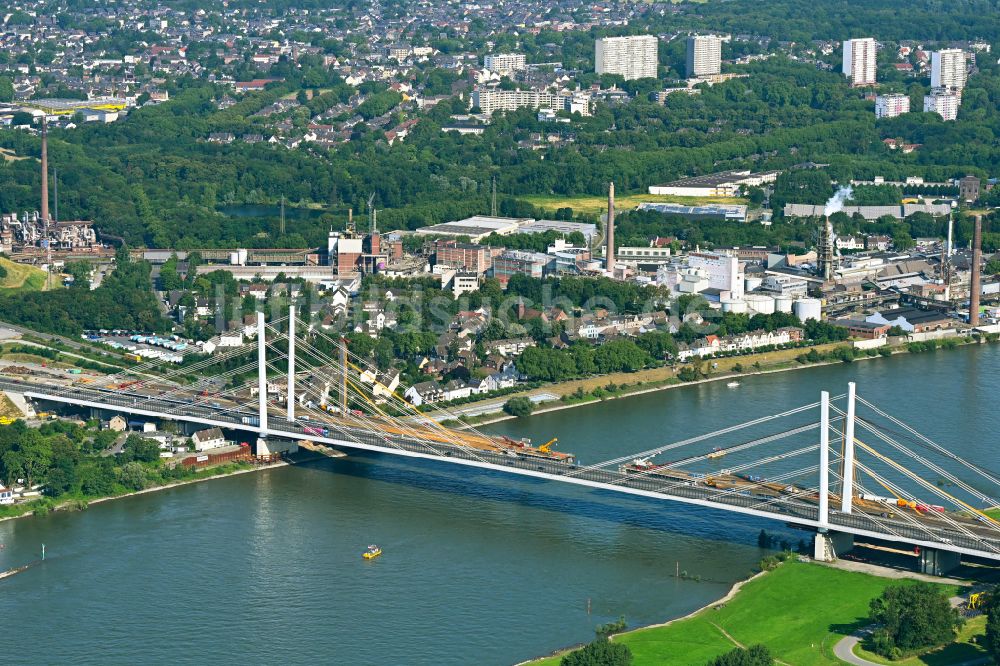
left=0, top=345, right=997, bottom=665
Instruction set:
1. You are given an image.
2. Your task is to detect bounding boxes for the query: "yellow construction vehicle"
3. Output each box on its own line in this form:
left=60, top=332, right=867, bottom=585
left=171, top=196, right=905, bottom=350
left=968, top=592, right=987, bottom=610
left=539, top=438, right=557, bottom=453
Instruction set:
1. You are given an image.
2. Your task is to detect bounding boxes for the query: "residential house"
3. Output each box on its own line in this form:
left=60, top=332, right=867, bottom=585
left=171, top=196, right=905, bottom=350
left=191, top=427, right=226, bottom=451
left=485, top=338, right=536, bottom=357
left=404, top=380, right=445, bottom=406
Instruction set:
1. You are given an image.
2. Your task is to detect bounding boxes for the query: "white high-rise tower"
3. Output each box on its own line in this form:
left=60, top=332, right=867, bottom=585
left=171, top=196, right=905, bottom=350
left=842, top=38, right=877, bottom=86
left=686, top=35, right=722, bottom=78
left=595, top=35, right=658, bottom=81
left=931, top=49, right=966, bottom=91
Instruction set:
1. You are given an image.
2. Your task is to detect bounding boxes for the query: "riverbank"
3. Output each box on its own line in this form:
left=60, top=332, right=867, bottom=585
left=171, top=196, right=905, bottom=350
left=0, top=458, right=288, bottom=524
left=522, top=560, right=971, bottom=666
left=461, top=336, right=991, bottom=429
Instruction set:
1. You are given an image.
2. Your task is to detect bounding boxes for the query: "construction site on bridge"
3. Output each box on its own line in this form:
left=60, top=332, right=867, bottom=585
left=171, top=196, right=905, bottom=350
left=2, top=307, right=999, bottom=577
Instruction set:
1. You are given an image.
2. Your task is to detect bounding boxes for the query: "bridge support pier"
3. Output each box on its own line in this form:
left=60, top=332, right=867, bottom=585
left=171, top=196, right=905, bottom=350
left=918, top=548, right=961, bottom=576
left=813, top=530, right=854, bottom=562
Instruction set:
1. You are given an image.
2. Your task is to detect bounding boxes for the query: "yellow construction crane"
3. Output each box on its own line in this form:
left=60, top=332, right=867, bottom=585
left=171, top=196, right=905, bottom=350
left=539, top=438, right=558, bottom=453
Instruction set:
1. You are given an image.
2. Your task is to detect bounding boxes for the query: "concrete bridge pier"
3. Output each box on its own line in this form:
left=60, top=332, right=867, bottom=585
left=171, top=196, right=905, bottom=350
left=918, top=548, right=961, bottom=576
left=813, top=530, right=855, bottom=562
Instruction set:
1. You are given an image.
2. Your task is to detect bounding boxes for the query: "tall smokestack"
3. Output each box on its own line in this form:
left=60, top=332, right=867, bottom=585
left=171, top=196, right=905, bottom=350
left=606, top=181, right=615, bottom=271
left=40, top=117, right=49, bottom=224
left=970, top=215, right=982, bottom=326
left=819, top=216, right=834, bottom=281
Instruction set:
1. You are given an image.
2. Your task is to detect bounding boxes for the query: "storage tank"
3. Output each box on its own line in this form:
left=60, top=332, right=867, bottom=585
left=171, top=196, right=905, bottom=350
left=744, top=294, right=775, bottom=315
left=775, top=296, right=795, bottom=313
left=793, top=298, right=822, bottom=323
left=744, top=276, right=763, bottom=292
left=721, top=297, right=748, bottom=314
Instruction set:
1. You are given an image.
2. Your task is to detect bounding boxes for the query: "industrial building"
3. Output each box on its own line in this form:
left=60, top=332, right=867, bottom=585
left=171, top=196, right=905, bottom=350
left=595, top=35, right=658, bottom=81
left=516, top=219, right=597, bottom=241
left=648, top=170, right=779, bottom=198
left=430, top=239, right=503, bottom=274
left=416, top=216, right=596, bottom=244
left=415, top=216, right=525, bottom=242
left=783, top=202, right=952, bottom=220
left=636, top=202, right=748, bottom=222
left=491, top=250, right=555, bottom=285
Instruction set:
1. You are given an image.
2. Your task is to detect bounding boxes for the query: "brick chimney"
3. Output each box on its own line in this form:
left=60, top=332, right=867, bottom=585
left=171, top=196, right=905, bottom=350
left=606, top=181, right=615, bottom=271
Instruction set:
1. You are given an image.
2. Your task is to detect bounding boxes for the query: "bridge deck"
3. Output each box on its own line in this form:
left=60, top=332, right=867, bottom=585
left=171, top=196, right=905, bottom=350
left=5, top=377, right=999, bottom=562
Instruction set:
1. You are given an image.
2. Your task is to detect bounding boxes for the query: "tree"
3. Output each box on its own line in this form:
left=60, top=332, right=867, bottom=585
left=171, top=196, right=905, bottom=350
left=706, top=644, right=773, bottom=666
left=986, top=588, right=1000, bottom=665
left=117, top=461, right=148, bottom=491
left=120, top=434, right=161, bottom=463
left=0, top=76, right=13, bottom=103
left=561, top=638, right=632, bottom=666
left=11, top=111, right=34, bottom=126
left=867, top=583, right=961, bottom=658
left=503, top=396, right=534, bottom=417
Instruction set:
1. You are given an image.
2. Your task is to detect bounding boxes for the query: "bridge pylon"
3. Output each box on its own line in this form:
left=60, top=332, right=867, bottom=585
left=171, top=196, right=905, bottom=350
left=841, top=382, right=857, bottom=513
left=287, top=305, right=295, bottom=422
left=818, top=390, right=830, bottom=528
left=256, top=311, right=268, bottom=454
left=813, top=531, right=854, bottom=562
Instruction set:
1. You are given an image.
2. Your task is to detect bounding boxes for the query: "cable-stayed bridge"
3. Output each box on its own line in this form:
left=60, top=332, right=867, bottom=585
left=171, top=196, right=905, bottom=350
left=3, top=309, right=1000, bottom=575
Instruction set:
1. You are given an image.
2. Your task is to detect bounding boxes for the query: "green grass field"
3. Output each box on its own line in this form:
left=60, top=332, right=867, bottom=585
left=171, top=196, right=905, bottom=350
left=529, top=562, right=964, bottom=666
left=986, top=508, right=1000, bottom=521
left=518, top=193, right=746, bottom=217
left=0, top=257, right=51, bottom=292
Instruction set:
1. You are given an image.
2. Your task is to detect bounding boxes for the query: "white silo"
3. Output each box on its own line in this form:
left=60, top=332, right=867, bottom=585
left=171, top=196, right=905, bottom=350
left=744, top=293, right=775, bottom=315
left=745, top=276, right=763, bottom=292
left=793, top=298, right=822, bottom=322
left=721, top=297, right=748, bottom=314
left=775, top=295, right=795, bottom=313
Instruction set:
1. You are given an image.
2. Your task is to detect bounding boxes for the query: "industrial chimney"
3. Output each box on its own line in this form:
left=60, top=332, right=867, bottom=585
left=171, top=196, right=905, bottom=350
left=970, top=215, right=982, bottom=326
left=818, top=216, right=835, bottom=281
left=40, top=117, right=49, bottom=224
left=606, top=181, right=615, bottom=271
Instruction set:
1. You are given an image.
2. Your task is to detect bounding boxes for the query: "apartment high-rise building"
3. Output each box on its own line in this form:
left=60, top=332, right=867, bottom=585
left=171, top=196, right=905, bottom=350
left=923, top=88, right=960, bottom=121
left=842, top=38, right=877, bottom=86
left=484, top=53, right=527, bottom=76
left=686, top=35, right=722, bottom=78
left=595, top=35, right=658, bottom=81
left=931, top=49, right=966, bottom=91
left=875, top=93, right=910, bottom=119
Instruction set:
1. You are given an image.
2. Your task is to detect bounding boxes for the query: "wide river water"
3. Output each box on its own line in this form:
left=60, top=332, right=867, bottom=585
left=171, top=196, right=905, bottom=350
left=1, top=344, right=997, bottom=664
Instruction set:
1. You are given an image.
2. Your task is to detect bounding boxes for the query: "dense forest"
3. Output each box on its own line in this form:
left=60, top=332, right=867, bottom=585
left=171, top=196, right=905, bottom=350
left=0, top=246, right=169, bottom=335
